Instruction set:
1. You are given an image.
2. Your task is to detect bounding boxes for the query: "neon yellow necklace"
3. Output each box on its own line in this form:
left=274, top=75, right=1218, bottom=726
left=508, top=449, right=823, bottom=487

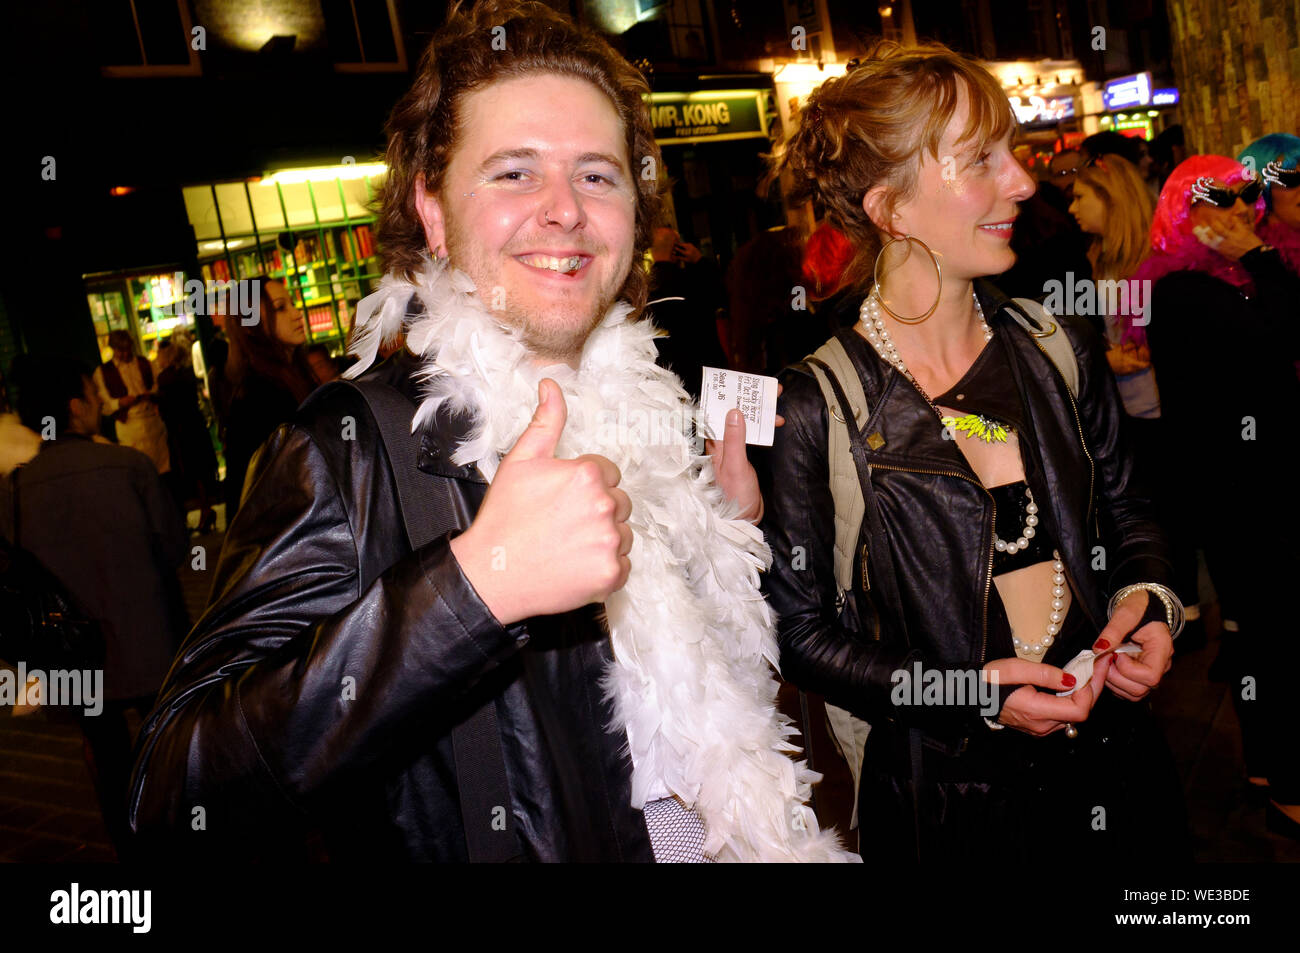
left=940, top=413, right=1011, bottom=443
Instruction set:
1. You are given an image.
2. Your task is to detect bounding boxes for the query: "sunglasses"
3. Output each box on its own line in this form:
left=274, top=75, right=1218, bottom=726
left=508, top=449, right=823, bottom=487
left=1262, top=160, right=1300, bottom=189
left=1190, top=175, right=1262, bottom=208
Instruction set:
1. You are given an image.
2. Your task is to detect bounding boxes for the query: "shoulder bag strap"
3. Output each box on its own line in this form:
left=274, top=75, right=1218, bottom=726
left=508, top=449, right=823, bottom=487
left=803, top=353, right=922, bottom=859
left=803, top=356, right=909, bottom=645
left=804, top=337, right=868, bottom=594
left=343, top=378, right=522, bottom=863
left=1006, top=298, right=1080, bottom=398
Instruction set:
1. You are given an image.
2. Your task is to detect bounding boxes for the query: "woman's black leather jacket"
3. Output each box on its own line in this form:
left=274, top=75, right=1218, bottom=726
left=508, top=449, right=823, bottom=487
left=761, top=280, right=1174, bottom=747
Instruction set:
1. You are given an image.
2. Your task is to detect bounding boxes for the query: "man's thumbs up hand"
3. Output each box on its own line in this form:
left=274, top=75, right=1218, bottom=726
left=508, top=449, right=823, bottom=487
left=449, top=380, right=633, bottom=626
left=501, top=378, right=566, bottom=462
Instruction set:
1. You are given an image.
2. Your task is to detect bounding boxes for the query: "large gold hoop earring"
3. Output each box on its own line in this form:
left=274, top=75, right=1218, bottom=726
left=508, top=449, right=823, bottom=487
left=872, top=235, right=942, bottom=324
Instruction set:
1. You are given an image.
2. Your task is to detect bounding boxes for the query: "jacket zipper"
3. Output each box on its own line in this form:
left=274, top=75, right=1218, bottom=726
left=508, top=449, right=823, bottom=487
left=857, top=543, right=880, bottom=641
left=860, top=460, right=996, bottom=669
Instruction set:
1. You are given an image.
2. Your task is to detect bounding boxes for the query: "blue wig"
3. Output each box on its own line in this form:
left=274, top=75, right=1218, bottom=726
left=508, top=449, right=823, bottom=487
left=1238, top=133, right=1300, bottom=210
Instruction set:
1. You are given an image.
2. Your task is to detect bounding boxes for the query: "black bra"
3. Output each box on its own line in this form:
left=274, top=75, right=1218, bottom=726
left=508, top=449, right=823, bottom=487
left=988, top=480, right=1058, bottom=575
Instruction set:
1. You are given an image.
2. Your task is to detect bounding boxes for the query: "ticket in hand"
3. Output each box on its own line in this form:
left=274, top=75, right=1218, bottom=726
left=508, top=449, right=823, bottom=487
left=699, top=366, right=779, bottom=447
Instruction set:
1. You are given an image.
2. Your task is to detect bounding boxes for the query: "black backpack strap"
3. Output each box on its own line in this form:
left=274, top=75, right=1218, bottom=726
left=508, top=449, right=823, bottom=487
left=343, top=378, right=521, bottom=863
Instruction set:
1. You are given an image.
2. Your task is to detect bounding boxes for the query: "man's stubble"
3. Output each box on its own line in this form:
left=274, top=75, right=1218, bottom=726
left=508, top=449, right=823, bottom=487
left=443, top=213, right=632, bottom=366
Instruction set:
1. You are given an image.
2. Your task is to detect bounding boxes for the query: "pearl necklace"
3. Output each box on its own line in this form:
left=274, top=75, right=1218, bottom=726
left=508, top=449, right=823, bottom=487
left=994, top=486, right=1039, bottom=554
left=859, top=288, right=994, bottom=402
left=1011, top=550, right=1069, bottom=657
left=860, top=289, right=1065, bottom=659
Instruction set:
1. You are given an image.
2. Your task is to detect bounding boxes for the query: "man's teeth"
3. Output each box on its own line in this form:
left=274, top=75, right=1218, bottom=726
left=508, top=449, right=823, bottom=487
left=518, top=254, right=584, bottom=272
left=980, top=223, right=1013, bottom=231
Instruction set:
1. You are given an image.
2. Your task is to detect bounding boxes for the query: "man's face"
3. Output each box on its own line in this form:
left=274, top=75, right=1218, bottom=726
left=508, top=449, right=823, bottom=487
left=111, top=341, right=132, bottom=363
left=69, top=375, right=101, bottom=436
left=415, top=73, right=638, bottom=366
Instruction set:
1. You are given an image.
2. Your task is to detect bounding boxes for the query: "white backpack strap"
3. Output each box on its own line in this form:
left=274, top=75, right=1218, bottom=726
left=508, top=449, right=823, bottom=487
left=805, top=336, right=869, bottom=594
left=803, top=336, right=875, bottom=819
left=1007, top=297, right=1080, bottom=398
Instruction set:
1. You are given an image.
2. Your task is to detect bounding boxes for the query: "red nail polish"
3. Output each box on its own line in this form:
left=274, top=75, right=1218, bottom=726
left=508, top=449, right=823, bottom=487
left=1094, top=639, right=1110, bottom=651
left=1062, top=673, right=1076, bottom=687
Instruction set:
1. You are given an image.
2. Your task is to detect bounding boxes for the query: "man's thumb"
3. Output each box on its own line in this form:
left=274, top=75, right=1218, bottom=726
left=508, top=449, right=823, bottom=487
left=506, top=379, right=566, bottom=461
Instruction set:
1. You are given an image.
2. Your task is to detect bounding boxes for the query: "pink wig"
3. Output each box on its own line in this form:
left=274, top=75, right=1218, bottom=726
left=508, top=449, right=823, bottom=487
left=1127, top=155, right=1266, bottom=345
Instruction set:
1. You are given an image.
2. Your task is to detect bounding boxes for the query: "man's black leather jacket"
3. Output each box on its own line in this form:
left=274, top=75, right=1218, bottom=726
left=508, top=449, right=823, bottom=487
left=128, top=350, right=654, bottom=861
left=761, top=280, right=1174, bottom=744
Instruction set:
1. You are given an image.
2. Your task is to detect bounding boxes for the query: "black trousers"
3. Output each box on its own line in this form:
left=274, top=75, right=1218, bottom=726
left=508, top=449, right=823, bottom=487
left=857, top=694, right=1191, bottom=865
left=78, top=693, right=155, bottom=861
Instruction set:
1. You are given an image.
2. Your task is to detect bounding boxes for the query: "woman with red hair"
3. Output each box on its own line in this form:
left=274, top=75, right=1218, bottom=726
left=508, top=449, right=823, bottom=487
left=1137, top=155, right=1300, bottom=838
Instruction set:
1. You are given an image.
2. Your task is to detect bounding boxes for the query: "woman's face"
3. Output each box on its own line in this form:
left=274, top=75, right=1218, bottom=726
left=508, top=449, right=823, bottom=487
left=1269, top=181, right=1300, bottom=231
left=880, top=90, right=1036, bottom=284
left=266, top=280, right=306, bottom=347
left=1187, top=180, right=1257, bottom=234
left=1069, top=181, right=1107, bottom=235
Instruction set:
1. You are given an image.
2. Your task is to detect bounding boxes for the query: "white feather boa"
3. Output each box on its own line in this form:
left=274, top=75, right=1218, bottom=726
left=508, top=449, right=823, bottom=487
left=345, top=256, right=854, bottom=862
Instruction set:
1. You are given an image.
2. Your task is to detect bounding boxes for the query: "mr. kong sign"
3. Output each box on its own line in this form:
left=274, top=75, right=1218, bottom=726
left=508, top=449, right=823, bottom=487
left=648, top=90, right=769, bottom=145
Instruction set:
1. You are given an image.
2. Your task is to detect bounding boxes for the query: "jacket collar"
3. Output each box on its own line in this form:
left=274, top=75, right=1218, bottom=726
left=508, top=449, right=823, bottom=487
left=376, top=347, right=487, bottom=485
left=839, top=279, right=1076, bottom=484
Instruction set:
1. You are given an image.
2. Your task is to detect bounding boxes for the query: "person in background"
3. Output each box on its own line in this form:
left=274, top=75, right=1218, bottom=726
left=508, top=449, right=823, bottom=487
left=221, top=277, right=315, bottom=519
left=995, top=149, right=1092, bottom=314
left=647, top=226, right=726, bottom=400
left=725, top=226, right=809, bottom=375
left=1042, top=147, right=1083, bottom=210
left=0, top=413, right=40, bottom=476
left=204, top=331, right=232, bottom=429
left=1070, top=155, right=1156, bottom=399
left=1069, top=154, right=1203, bottom=651
left=1133, top=155, right=1300, bottom=836
left=1083, top=131, right=1155, bottom=201
left=93, top=330, right=170, bottom=477
left=304, top=343, right=342, bottom=386
left=155, top=338, right=220, bottom=532
left=1148, top=125, right=1186, bottom=194
left=1237, top=134, right=1300, bottom=278
left=801, top=221, right=858, bottom=330
left=1082, top=131, right=1143, bottom=167
left=3, top=355, right=188, bottom=859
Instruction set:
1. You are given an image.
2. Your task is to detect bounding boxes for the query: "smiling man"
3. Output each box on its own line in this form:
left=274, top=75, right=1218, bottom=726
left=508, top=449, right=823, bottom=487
left=127, top=0, right=849, bottom=863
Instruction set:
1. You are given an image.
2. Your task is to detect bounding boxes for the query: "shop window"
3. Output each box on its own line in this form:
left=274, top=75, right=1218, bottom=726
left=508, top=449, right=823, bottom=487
left=323, top=0, right=406, bottom=73
left=95, top=0, right=201, bottom=77
left=182, top=167, right=388, bottom=351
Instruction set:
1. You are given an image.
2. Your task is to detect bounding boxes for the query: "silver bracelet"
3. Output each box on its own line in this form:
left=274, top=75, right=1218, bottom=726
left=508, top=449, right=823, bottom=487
left=1108, top=582, right=1185, bottom=640
left=983, top=716, right=1005, bottom=731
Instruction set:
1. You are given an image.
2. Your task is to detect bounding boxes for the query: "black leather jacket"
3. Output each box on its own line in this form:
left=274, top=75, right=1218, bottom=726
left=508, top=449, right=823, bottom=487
left=761, top=280, right=1174, bottom=745
left=128, top=349, right=654, bottom=862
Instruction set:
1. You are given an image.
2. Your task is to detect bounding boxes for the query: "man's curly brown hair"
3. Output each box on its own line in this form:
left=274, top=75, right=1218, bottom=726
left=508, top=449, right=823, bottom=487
left=376, top=0, right=663, bottom=313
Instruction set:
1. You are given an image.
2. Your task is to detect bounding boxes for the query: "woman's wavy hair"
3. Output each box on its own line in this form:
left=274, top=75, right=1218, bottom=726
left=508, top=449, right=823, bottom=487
left=376, top=0, right=663, bottom=313
left=1075, top=154, right=1153, bottom=280
left=225, top=278, right=315, bottom=404
left=767, top=40, right=1015, bottom=293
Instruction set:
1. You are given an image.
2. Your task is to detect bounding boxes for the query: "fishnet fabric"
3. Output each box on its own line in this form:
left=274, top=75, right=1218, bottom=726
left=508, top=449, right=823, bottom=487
left=643, top=795, right=716, bottom=863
